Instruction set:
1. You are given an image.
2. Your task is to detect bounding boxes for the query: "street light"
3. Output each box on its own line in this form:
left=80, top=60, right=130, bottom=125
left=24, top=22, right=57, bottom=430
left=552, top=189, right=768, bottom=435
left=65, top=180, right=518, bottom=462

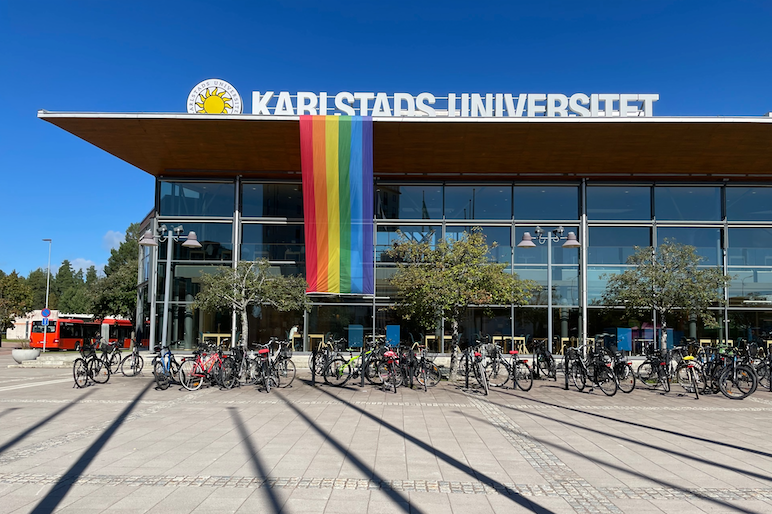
left=138, top=225, right=201, bottom=350
left=517, top=226, right=581, bottom=353
left=42, top=238, right=52, bottom=353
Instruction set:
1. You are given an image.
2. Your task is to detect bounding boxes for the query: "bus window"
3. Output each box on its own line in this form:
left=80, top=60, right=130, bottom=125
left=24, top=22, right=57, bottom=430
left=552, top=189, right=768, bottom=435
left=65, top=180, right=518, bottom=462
left=31, top=321, right=57, bottom=333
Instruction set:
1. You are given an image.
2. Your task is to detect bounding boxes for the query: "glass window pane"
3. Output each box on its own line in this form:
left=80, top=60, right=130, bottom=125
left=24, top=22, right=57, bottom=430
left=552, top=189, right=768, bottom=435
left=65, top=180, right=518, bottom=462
left=444, top=226, right=511, bottom=264
left=588, top=227, right=651, bottom=264
left=514, top=227, right=580, bottom=265
left=159, top=182, right=234, bottom=217
left=657, top=227, right=722, bottom=266
left=159, top=223, right=233, bottom=262
left=728, top=228, right=772, bottom=267
left=242, top=183, right=303, bottom=218
left=728, top=268, right=772, bottom=306
left=514, top=186, right=578, bottom=220
left=726, top=187, right=772, bottom=221
left=377, top=185, right=442, bottom=219
left=241, top=224, right=305, bottom=264
left=376, top=225, right=440, bottom=262
left=654, top=186, right=721, bottom=221
left=444, top=186, right=512, bottom=220
left=586, top=186, right=651, bottom=220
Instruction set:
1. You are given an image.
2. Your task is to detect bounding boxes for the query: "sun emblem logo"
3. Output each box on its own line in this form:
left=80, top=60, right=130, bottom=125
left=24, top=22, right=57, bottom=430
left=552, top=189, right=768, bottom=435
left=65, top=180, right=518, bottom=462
left=187, top=79, right=242, bottom=114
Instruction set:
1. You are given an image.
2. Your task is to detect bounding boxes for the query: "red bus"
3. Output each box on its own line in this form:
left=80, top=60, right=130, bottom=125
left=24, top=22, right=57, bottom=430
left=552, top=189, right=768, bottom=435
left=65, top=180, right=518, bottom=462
left=30, top=318, right=133, bottom=351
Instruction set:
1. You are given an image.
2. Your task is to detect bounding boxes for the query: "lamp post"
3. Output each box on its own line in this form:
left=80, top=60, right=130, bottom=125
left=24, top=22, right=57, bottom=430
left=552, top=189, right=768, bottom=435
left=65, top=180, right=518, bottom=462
left=138, top=225, right=201, bottom=350
left=517, top=226, right=581, bottom=353
left=42, top=238, right=52, bottom=353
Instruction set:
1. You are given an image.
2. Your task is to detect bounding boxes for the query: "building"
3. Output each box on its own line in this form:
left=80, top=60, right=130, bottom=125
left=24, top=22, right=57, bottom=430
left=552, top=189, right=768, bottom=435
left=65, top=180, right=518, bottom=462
left=38, top=86, right=772, bottom=353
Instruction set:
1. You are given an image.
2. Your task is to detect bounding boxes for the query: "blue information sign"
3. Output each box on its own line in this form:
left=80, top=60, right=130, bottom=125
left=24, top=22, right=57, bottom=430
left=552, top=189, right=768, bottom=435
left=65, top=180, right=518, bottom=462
left=41, top=317, right=49, bottom=326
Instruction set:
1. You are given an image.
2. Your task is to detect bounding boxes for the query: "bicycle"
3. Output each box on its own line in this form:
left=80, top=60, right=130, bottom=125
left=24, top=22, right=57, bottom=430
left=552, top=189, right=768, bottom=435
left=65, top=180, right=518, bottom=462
left=178, top=345, right=229, bottom=391
left=120, top=341, right=145, bottom=377
left=73, top=341, right=110, bottom=388
left=153, top=346, right=181, bottom=390
left=271, top=338, right=296, bottom=388
left=636, top=345, right=672, bottom=393
left=532, top=338, right=557, bottom=380
left=378, top=348, right=401, bottom=393
left=252, top=343, right=279, bottom=392
left=490, top=348, right=534, bottom=392
left=567, top=344, right=617, bottom=396
left=676, top=355, right=703, bottom=399
left=413, top=343, right=441, bottom=390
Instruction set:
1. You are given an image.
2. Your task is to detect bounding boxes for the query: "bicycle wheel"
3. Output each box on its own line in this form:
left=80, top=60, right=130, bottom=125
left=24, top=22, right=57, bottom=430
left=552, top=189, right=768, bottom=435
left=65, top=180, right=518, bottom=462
left=220, top=357, right=238, bottom=389
left=154, top=361, right=170, bottom=390
left=537, top=353, right=553, bottom=380
left=514, top=361, right=533, bottom=392
left=570, top=362, right=586, bottom=391
left=378, top=361, right=401, bottom=391
left=109, top=352, right=122, bottom=374
left=758, top=363, right=771, bottom=391
left=179, top=360, right=203, bottom=391
left=596, top=367, right=618, bottom=396
left=73, top=358, right=89, bottom=388
left=276, top=359, right=296, bottom=388
left=475, top=362, right=489, bottom=395
left=485, top=359, right=510, bottom=387
left=324, top=357, right=351, bottom=387
left=637, top=362, right=658, bottom=387
left=365, top=358, right=383, bottom=385
left=120, top=354, right=144, bottom=377
left=424, top=362, right=441, bottom=387
left=719, top=366, right=756, bottom=400
left=615, top=363, right=636, bottom=393
left=90, top=358, right=110, bottom=384
left=310, top=352, right=327, bottom=376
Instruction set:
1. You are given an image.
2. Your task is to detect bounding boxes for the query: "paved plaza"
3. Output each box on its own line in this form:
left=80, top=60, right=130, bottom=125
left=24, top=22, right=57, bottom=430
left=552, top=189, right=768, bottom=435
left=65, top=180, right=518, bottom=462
left=0, top=353, right=771, bottom=513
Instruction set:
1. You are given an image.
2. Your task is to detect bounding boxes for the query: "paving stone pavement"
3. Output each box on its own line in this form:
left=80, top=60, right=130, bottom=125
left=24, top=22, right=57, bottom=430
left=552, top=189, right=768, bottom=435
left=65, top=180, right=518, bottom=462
left=1, top=354, right=771, bottom=513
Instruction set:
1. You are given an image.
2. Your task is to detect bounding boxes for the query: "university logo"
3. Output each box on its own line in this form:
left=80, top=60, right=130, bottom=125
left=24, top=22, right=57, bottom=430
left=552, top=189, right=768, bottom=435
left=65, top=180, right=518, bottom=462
left=187, top=79, right=243, bottom=114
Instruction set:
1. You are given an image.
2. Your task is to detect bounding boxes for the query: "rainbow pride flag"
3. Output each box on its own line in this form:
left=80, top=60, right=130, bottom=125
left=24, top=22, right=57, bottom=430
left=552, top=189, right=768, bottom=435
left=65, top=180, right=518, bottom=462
left=300, top=115, right=374, bottom=294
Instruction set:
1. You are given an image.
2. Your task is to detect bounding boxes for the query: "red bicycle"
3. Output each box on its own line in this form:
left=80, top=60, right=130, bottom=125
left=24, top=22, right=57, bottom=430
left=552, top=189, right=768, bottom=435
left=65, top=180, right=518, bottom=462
left=178, top=346, right=235, bottom=391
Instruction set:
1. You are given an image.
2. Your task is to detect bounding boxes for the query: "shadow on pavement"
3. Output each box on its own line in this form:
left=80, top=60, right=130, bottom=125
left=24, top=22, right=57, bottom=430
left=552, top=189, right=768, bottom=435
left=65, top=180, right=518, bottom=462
left=505, top=392, right=772, bottom=460
left=275, top=390, right=420, bottom=514
left=497, top=401, right=772, bottom=485
left=29, top=381, right=153, bottom=514
left=0, top=391, right=93, bottom=456
left=228, top=407, right=284, bottom=514
left=462, top=411, right=762, bottom=514
left=306, top=387, right=556, bottom=514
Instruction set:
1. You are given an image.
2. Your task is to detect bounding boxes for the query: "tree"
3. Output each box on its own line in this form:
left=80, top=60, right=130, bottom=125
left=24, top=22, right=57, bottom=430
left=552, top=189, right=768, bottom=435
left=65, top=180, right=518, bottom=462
left=27, top=268, right=56, bottom=310
left=193, top=260, right=310, bottom=347
left=91, top=262, right=138, bottom=323
left=0, top=271, right=33, bottom=334
left=91, top=222, right=140, bottom=323
left=600, top=241, right=730, bottom=348
left=385, top=228, right=539, bottom=342
left=103, top=223, right=141, bottom=276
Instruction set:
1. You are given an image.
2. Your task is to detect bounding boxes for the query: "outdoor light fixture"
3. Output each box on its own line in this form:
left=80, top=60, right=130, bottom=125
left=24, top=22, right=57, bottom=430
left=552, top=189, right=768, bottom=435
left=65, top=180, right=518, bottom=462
left=139, top=225, right=202, bottom=350
left=517, top=226, right=581, bottom=353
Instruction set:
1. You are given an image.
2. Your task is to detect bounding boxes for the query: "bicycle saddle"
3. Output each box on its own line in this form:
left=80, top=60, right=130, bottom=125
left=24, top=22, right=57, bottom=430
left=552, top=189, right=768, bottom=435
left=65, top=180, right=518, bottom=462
left=509, top=350, right=519, bottom=355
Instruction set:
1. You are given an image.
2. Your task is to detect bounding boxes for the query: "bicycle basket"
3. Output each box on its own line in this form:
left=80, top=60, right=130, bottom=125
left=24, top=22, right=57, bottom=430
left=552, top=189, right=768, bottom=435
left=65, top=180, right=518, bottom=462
left=280, top=344, right=293, bottom=359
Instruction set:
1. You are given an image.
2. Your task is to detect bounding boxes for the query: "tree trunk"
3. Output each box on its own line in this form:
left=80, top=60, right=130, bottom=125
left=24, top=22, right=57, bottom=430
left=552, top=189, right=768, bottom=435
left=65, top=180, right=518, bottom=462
left=241, top=307, right=249, bottom=348
left=448, top=317, right=461, bottom=380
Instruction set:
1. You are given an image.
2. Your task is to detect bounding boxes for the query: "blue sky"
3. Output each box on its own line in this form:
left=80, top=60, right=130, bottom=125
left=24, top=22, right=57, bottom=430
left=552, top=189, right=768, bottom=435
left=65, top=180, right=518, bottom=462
left=1, top=0, right=771, bottom=277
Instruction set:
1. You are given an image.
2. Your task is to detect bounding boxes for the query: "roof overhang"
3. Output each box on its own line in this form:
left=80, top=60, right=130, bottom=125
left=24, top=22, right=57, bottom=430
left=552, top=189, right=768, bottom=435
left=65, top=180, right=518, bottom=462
left=38, top=111, right=772, bottom=181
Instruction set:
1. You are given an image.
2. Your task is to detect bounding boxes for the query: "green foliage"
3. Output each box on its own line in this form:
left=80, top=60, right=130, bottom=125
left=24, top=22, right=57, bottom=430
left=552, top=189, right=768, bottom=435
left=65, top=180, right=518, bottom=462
left=104, top=223, right=141, bottom=277
left=91, top=261, right=137, bottom=323
left=193, top=260, right=310, bottom=346
left=27, top=268, right=55, bottom=310
left=0, top=271, right=33, bottom=332
left=91, top=222, right=141, bottom=322
left=600, top=241, right=730, bottom=331
left=384, top=228, right=539, bottom=337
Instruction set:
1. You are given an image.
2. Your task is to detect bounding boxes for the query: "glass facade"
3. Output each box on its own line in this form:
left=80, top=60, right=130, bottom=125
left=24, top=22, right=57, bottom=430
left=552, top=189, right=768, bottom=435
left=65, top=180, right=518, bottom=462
left=146, top=179, right=772, bottom=355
